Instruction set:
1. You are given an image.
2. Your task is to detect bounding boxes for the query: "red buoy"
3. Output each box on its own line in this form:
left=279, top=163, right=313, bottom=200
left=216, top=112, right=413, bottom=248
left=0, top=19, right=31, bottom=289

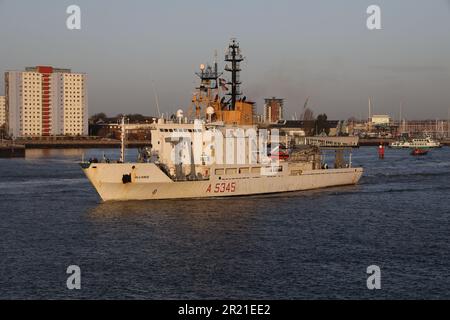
left=378, top=144, right=385, bottom=159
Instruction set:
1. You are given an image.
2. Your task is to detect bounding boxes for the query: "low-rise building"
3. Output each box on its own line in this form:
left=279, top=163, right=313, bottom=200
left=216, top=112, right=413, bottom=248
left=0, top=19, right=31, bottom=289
left=371, top=115, right=391, bottom=126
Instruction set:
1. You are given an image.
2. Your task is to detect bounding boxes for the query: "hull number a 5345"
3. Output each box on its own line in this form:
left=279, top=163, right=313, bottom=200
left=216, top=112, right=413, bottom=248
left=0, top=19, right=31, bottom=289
left=206, top=182, right=236, bottom=194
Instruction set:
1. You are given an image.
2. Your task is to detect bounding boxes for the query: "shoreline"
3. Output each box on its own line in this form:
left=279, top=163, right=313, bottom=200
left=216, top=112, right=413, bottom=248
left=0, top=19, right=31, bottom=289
left=14, top=140, right=150, bottom=149
left=359, top=138, right=450, bottom=147
left=2, top=138, right=449, bottom=150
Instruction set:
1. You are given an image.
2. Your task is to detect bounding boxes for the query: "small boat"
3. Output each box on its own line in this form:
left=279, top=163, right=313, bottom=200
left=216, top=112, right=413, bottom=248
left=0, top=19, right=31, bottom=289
left=390, top=135, right=441, bottom=149
left=411, top=148, right=428, bottom=156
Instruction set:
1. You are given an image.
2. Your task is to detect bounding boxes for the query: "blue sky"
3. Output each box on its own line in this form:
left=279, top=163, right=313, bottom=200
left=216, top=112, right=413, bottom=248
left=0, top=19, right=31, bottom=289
left=1, top=0, right=450, bottom=119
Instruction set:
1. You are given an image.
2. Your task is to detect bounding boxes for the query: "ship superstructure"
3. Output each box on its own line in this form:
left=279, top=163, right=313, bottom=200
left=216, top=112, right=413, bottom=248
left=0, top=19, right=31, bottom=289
left=189, top=39, right=255, bottom=126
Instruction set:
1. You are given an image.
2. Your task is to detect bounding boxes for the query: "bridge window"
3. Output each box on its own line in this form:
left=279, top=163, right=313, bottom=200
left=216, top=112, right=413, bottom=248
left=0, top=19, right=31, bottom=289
left=226, top=168, right=237, bottom=175
left=251, top=167, right=261, bottom=174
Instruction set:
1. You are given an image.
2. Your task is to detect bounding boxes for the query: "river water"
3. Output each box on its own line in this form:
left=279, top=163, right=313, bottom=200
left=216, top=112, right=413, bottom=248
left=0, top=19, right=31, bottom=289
left=0, top=147, right=449, bottom=299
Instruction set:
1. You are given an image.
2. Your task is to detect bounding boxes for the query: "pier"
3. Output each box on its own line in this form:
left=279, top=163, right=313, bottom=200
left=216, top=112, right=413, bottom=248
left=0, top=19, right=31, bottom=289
left=0, top=143, right=26, bottom=158
left=16, top=139, right=150, bottom=149
left=359, top=138, right=393, bottom=146
left=299, top=136, right=360, bottom=148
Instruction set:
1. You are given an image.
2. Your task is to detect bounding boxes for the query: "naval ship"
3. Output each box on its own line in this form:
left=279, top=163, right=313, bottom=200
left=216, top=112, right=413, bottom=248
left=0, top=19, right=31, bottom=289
left=81, top=40, right=363, bottom=202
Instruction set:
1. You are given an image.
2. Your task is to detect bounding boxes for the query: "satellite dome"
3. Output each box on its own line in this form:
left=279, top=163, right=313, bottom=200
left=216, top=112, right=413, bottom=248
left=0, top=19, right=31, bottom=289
left=206, top=107, right=215, bottom=115
left=176, top=109, right=184, bottom=118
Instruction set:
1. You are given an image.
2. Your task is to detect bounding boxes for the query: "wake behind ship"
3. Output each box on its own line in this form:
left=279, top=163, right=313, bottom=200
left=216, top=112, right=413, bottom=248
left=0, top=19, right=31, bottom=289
left=81, top=40, right=363, bottom=202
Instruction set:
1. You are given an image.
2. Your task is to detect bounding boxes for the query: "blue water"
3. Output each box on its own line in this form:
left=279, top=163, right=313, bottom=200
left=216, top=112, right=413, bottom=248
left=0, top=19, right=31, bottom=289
left=0, top=147, right=449, bottom=299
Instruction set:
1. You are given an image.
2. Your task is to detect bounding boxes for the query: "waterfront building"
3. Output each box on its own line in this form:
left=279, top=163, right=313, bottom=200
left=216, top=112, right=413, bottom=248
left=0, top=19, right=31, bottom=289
left=267, top=119, right=342, bottom=137
left=370, top=115, right=391, bottom=126
left=5, top=66, right=88, bottom=137
left=263, top=97, right=284, bottom=123
left=89, top=115, right=156, bottom=140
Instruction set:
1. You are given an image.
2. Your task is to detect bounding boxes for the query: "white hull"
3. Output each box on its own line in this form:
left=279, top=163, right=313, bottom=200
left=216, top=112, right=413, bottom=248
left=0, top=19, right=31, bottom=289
left=82, top=163, right=363, bottom=202
left=390, top=143, right=441, bottom=149
left=390, top=138, right=442, bottom=149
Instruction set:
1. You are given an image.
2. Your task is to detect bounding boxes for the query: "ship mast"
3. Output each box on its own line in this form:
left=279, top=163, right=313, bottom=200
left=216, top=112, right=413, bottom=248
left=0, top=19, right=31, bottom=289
left=120, top=116, right=126, bottom=163
left=225, top=39, right=244, bottom=110
left=193, top=52, right=223, bottom=118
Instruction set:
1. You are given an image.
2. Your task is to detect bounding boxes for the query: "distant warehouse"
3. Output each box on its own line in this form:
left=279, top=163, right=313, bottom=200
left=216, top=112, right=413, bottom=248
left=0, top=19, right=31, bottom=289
left=5, top=66, right=88, bottom=138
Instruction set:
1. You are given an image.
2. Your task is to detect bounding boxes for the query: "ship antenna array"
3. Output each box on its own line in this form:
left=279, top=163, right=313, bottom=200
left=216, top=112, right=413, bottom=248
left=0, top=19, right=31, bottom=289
left=214, top=49, right=219, bottom=86
left=152, top=81, right=161, bottom=118
left=195, top=53, right=223, bottom=87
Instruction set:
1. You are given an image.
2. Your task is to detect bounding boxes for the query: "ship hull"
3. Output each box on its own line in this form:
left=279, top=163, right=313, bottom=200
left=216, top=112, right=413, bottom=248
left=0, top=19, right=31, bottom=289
left=82, top=163, right=363, bottom=202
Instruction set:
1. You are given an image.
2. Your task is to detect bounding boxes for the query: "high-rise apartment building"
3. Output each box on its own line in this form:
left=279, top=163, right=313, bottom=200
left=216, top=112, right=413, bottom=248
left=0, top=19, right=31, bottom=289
left=5, top=66, right=88, bottom=137
left=0, top=96, right=5, bottom=128
left=263, top=97, right=284, bottom=123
